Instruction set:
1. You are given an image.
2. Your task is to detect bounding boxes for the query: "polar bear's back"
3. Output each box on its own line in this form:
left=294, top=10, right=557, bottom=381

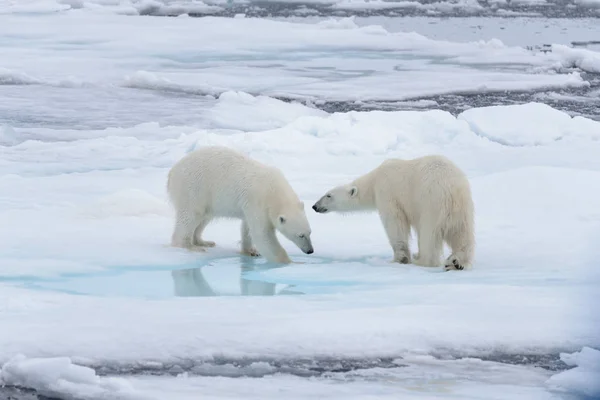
left=377, top=154, right=467, bottom=185
left=374, top=155, right=472, bottom=224
left=167, top=146, right=281, bottom=218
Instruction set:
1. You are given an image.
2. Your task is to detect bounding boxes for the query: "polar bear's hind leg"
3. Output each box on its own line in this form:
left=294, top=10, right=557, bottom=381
left=413, top=216, right=444, bottom=267
left=443, top=187, right=475, bottom=271
left=444, top=223, right=474, bottom=271
left=172, top=210, right=208, bottom=251
left=192, top=213, right=216, bottom=247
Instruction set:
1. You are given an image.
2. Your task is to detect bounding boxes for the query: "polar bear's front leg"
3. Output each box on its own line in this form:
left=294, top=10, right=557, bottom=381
left=240, top=220, right=260, bottom=257
left=378, top=205, right=411, bottom=264
left=247, top=220, right=292, bottom=264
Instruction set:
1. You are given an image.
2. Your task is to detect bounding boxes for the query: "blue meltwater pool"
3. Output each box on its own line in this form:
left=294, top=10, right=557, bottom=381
left=6, top=256, right=366, bottom=299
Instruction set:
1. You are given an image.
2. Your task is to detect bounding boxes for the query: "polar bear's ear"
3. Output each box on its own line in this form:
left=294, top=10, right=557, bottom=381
left=349, top=186, right=358, bottom=197
left=279, top=215, right=286, bottom=224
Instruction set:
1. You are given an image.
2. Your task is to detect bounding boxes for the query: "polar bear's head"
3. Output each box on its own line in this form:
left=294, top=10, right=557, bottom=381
left=312, top=184, right=359, bottom=213
left=275, top=203, right=314, bottom=255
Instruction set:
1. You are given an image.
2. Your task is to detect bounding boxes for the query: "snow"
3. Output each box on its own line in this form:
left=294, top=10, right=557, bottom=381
left=1, top=2, right=600, bottom=399
left=1, top=97, right=600, bottom=397
left=574, top=0, right=600, bottom=7
left=0, top=354, right=561, bottom=400
left=0, top=9, right=597, bottom=107
left=551, top=44, right=600, bottom=74
left=510, top=0, right=548, bottom=5
left=83, top=188, right=171, bottom=218
left=7, top=0, right=596, bottom=17
left=0, top=68, right=40, bottom=85
left=0, top=355, right=138, bottom=400
left=457, top=102, right=600, bottom=146
left=327, top=17, right=600, bottom=48
left=0, top=124, right=21, bottom=146
left=330, top=0, right=485, bottom=13
left=546, top=347, right=600, bottom=398
left=208, top=91, right=328, bottom=131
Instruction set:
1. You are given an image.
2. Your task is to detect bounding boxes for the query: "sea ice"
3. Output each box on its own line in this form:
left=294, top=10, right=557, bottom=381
left=0, top=353, right=562, bottom=400
left=546, top=347, right=600, bottom=398
left=457, top=102, right=600, bottom=146
left=1, top=4, right=599, bottom=399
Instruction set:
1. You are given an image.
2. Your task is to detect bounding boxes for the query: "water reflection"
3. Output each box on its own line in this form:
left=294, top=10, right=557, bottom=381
left=171, top=260, right=303, bottom=297
left=13, top=257, right=306, bottom=298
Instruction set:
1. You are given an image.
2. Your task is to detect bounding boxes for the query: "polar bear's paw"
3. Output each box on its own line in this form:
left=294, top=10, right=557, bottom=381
left=188, top=245, right=208, bottom=253
left=242, top=247, right=261, bottom=257
left=195, top=239, right=216, bottom=248
left=444, top=256, right=465, bottom=271
left=393, top=252, right=411, bottom=264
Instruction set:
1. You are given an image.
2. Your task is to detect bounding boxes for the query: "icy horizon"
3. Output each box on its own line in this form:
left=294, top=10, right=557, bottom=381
left=5, top=0, right=600, bottom=17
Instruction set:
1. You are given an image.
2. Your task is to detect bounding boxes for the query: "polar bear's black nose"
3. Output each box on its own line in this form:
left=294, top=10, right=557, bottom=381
left=307, top=248, right=314, bottom=254
left=312, top=204, right=318, bottom=211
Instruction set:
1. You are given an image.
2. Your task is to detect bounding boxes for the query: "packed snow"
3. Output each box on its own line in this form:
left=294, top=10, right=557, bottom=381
left=1, top=2, right=600, bottom=399
left=1, top=95, right=599, bottom=398
left=0, top=9, right=598, bottom=105
left=546, top=347, right=600, bottom=398
left=2, top=353, right=578, bottom=400
left=4, top=0, right=599, bottom=17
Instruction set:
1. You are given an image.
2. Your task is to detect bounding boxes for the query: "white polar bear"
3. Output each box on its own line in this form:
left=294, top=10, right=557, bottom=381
left=312, top=155, right=475, bottom=270
left=167, top=146, right=314, bottom=264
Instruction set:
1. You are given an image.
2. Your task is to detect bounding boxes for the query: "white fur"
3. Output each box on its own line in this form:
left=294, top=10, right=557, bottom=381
left=312, top=155, right=475, bottom=270
left=167, top=146, right=314, bottom=264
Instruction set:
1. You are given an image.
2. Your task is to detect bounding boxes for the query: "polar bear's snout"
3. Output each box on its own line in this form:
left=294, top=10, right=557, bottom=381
left=313, top=186, right=355, bottom=213
left=312, top=203, right=326, bottom=213
left=312, top=199, right=329, bottom=213
left=296, top=234, right=314, bottom=255
left=297, top=235, right=314, bottom=254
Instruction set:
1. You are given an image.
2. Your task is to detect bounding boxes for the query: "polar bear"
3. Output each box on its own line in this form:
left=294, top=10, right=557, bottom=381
left=167, top=146, right=314, bottom=264
left=312, top=155, right=474, bottom=270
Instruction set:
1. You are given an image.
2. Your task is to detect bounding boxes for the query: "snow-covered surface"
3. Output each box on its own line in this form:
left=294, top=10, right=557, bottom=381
left=1, top=96, right=600, bottom=398
left=4, top=0, right=598, bottom=17
left=296, top=16, right=600, bottom=47
left=574, top=0, right=600, bottom=7
left=552, top=44, right=600, bottom=73
left=1, top=353, right=570, bottom=400
left=546, top=347, right=600, bottom=399
left=0, top=8, right=598, bottom=109
left=1, top=2, right=600, bottom=400
left=457, top=102, right=600, bottom=145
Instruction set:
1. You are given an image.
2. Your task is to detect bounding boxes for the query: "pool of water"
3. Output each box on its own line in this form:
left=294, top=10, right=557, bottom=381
left=9, top=264, right=297, bottom=299
left=4, top=256, right=365, bottom=298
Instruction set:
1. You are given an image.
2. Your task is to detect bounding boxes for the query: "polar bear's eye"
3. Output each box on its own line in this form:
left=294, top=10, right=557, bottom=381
left=326, top=194, right=332, bottom=199
left=298, top=234, right=305, bottom=239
